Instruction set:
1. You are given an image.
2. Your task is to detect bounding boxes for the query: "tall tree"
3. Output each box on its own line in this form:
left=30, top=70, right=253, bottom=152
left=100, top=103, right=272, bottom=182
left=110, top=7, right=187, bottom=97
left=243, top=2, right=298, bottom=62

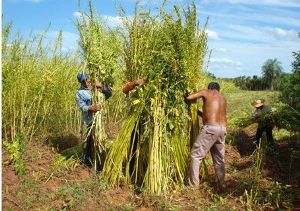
left=262, top=58, right=283, bottom=90
left=291, top=50, right=300, bottom=73
left=276, top=51, right=300, bottom=131
left=284, top=51, right=300, bottom=110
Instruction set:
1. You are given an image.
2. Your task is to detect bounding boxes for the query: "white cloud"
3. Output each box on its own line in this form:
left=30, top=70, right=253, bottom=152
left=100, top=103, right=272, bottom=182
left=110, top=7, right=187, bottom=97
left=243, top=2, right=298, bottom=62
left=210, top=57, right=242, bottom=67
left=46, top=31, right=79, bottom=51
left=265, top=27, right=299, bottom=42
left=226, top=0, right=300, bottom=8
left=197, top=0, right=300, bottom=77
left=206, top=39, right=300, bottom=77
left=225, top=24, right=268, bottom=42
left=223, top=24, right=300, bottom=44
left=73, top=12, right=82, bottom=18
left=202, top=0, right=300, bottom=8
left=205, top=29, right=220, bottom=40
left=197, top=6, right=300, bottom=28
left=102, top=15, right=124, bottom=28
left=72, top=11, right=91, bottom=26
left=102, top=15, right=133, bottom=28
left=200, top=0, right=209, bottom=4
left=214, top=47, right=227, bottom=52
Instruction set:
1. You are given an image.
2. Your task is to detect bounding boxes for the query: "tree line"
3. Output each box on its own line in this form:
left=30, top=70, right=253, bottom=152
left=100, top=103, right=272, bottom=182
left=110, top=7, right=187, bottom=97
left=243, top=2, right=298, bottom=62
left=233, top=58, right=283, bottom=91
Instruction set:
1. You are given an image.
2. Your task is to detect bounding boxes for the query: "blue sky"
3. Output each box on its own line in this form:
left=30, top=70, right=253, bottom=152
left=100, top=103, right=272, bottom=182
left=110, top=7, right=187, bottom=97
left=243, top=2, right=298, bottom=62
left=3, top=0, right=300, bottom=78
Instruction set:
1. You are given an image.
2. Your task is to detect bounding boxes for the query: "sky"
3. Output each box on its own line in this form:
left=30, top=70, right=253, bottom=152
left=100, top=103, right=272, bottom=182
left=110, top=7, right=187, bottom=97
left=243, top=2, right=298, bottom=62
left=3, top=0, right=300, bottom=78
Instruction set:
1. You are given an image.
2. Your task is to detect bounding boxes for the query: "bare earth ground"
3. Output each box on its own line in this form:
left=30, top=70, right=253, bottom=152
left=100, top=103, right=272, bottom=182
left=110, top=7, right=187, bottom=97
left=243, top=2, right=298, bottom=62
left=2, top=131, right=300, bottom=211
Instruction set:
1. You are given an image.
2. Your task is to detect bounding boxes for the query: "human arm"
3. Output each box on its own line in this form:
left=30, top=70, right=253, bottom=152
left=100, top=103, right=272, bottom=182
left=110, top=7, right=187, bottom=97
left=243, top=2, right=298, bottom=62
left=76, top=91, right=102, bottom=113
left=76, top=92, right=90, bottom=112
left=102, top=85, right=112, bottom=100
left=185, top=90, right=206, bottom=102
left=122, top=78, right=148, bottom=94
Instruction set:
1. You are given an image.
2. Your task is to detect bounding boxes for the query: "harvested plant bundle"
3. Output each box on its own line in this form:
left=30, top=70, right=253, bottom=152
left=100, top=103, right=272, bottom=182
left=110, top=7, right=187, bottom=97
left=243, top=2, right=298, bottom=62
left=102, top=3, right=208, bottom=194
left=76, top=4, right=121, bottom=169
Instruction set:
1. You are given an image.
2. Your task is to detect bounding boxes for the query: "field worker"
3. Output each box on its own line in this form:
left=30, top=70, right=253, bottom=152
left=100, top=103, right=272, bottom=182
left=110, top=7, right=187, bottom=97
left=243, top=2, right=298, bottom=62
left=251, top=99, right=274, bottom=146
left=185, top=82, right=227, bottom=191
left=76, top=72, right=112, bottom=166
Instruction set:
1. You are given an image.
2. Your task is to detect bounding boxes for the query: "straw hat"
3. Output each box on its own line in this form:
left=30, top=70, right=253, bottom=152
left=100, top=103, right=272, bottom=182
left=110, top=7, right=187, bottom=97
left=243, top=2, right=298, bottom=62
left=251, top=99, right=265, bottom=108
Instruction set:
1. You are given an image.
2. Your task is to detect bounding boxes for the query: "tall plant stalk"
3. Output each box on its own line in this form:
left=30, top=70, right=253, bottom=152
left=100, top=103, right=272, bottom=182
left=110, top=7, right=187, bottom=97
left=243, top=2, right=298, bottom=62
left=2, top=23, right=81, bottom=142
left=102, top=2, right=208, bottom=194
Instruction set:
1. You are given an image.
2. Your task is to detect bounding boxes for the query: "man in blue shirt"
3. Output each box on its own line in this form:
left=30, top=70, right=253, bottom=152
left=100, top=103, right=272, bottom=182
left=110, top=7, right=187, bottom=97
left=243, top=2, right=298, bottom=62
left=76, top=72, right=112, bottom=166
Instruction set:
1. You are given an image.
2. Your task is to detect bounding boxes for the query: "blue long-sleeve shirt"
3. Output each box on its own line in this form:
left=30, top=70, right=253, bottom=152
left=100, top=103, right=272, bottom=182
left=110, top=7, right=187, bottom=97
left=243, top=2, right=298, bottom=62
left=76, top=85, right=112, bottom=127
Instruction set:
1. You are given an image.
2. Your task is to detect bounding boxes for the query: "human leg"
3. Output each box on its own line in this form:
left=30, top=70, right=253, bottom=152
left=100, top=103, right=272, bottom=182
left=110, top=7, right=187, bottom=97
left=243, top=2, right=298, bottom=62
left=210, top=131, right=226, bottom=188
left=82, top=124, right=93, bottom=166
left=265, top=126, right=274, bottom=145
left=189, top=125, right=217, bottom=188
left=255, top=127, right=263, bottom=146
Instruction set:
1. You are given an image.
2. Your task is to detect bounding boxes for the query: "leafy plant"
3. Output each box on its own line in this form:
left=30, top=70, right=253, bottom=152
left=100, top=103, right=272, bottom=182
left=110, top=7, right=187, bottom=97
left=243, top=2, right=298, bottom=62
left=239, top=188, right=258, bottom=211
left=51, top=155, right=79, bottom=174
left=3, top=134, right=26, bottom=175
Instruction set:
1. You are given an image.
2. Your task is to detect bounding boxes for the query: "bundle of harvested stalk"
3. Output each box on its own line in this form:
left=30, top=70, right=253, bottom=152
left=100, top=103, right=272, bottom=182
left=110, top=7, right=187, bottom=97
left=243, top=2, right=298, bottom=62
left=102, top=2, right=208, bottom=194
left=76, top=3, right=122, bottom=170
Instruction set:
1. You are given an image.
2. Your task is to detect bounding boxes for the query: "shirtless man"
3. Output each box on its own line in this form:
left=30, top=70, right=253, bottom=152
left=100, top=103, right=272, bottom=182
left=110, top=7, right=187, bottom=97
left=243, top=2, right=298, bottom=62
left=185, top=82, right=227, bottom=190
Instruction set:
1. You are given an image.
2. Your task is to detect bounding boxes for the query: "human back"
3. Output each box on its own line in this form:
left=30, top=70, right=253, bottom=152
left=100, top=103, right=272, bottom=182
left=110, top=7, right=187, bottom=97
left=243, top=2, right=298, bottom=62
left=202, top=89, right=227, bottom=127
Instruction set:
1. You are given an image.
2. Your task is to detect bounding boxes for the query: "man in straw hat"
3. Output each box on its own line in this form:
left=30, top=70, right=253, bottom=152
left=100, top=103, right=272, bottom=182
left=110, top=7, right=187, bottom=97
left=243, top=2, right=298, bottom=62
left=251, top=99, right=274, bottom=146
left=185, top=82, right=227, bottom=191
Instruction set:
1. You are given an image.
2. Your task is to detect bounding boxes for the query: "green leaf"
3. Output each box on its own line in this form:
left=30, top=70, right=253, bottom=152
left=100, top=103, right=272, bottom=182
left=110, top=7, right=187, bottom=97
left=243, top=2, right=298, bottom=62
left=133, top=99, right=140, bottom=105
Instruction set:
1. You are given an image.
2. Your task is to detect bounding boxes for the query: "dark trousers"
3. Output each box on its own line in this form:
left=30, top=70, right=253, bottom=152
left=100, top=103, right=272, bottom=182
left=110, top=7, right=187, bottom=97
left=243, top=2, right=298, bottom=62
left=82, top=124, right=94, bottom=166
left=82, top=135, right=94, bottom=166
left=255, top=126, right=274, bottom=146
left=82, top=124, right=106, bottom=170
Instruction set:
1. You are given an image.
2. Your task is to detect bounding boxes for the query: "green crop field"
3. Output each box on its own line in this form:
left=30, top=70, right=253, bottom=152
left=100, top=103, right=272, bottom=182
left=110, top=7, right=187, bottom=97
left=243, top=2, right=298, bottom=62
left=2, top=1, right=300, bottom=210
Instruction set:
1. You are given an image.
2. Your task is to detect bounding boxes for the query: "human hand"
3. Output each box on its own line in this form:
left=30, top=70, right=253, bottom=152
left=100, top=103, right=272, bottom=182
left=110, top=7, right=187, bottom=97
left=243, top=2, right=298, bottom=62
left=184, top=96, right=190, bottom=104
left=89, top=104, right=102, bottom=112
left=94, top=104, right=102, bottom=111
left=184, top=96, right=196, bottom=105
left=184, top=92, right=191, bottom=104
left=95, top=81, right=103, bottom=90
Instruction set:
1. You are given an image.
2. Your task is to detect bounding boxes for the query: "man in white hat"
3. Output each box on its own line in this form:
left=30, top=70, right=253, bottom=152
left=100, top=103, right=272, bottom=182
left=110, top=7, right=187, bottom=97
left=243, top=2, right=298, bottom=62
left=251, top=99, right=274, bottom=146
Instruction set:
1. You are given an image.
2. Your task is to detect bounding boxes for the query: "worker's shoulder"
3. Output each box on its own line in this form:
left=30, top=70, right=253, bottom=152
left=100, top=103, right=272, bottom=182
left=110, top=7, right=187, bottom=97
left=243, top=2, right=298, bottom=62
left=206, top=89, right=224, bottom=97
left=76, top=88, right=91, bottom=97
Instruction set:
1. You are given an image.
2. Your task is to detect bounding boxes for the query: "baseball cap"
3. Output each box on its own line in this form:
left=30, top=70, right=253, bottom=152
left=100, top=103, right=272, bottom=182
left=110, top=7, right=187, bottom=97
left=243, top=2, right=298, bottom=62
left=77, top=72, right=89, bottom=83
